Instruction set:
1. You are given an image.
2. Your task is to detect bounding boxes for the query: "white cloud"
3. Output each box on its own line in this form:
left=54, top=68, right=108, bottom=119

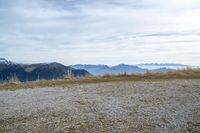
left=0, top=0, right=200, bottom=65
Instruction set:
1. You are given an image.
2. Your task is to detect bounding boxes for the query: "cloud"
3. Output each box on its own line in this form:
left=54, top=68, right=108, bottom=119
left=0, top=0, right=200, bottom=65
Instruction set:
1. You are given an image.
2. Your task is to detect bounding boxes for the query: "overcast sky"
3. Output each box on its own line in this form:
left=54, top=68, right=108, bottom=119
left=0, top=0, right=200, bottom=65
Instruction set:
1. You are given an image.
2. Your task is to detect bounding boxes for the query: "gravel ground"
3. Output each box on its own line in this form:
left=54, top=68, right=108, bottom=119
left=0, top=79, right=200, bottom=133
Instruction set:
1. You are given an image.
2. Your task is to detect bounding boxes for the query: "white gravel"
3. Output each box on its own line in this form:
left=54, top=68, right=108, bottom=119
left=0, top=79, right=200, bottom=132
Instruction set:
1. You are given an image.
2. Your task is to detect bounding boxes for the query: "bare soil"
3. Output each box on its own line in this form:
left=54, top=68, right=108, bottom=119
left=0, top=79, right=200, bottom=132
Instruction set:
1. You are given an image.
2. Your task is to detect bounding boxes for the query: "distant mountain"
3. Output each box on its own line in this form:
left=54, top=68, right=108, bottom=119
left=150, top=67, right=175, bottom=72
left=110, top=64, right=145, bottom=74
left=72, top=64, right=110, bottom=75
left=72, top=63, right=192, bottom=75
left=72, top=64, right=146, bottom=75
left=0, top=59, right=90, bottom=83
left=137, top=63, right=188, bottom=70
left=1, top=59, right=193, bottom=83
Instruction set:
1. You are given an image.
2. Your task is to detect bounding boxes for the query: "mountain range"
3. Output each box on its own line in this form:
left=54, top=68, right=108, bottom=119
left=0, top=58, right=195, bottom=82
left=71, top=64, right=181, bottom=75
left=0, top=58, right=90, bottom=83
left=137, top=63, right=188, bottom=70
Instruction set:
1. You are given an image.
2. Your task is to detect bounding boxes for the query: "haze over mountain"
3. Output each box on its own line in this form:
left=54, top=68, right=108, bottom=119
left=1, top=58, right=197, bottom=80
left=137, top=63, right=189, bottom=70
left=72, top=64, right=145, bottom=75
left=72, top=63, right=188, bottom=75
left=1, top=58, right=194, bottom=81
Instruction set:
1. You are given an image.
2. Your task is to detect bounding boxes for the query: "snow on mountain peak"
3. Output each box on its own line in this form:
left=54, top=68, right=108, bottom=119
left=0, top=58, right=13, bottom=65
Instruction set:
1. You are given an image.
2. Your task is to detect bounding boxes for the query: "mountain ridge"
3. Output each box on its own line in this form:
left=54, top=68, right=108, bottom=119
left=71, top=64, right=181, bottom=75
left=0, top=58, right=196, bottom=82
left=0, top=59, right=90, bottom=83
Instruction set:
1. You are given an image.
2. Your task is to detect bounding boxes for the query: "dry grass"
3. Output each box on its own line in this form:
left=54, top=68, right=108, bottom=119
left=0, top=68, right=200, bottom=90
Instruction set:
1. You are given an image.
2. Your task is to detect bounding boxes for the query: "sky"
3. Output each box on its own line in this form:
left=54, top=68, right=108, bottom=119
left=0, top=0, right=200, bottom=66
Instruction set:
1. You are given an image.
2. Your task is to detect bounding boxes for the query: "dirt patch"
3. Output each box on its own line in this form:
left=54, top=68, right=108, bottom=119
left=0, top=79, right=200, bottom=132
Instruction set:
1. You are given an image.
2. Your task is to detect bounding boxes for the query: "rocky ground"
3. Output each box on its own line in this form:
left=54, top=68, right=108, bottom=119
left=0, top=79, right=200, bottom=133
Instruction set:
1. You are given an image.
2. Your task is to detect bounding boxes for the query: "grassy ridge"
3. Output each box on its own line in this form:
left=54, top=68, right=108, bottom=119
left=1, top=68, right=200, bottom=90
